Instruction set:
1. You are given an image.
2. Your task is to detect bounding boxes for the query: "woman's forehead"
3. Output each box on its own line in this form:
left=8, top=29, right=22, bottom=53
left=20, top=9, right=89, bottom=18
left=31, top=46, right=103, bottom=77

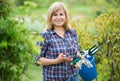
left=53, top=7, right=65, bottom=13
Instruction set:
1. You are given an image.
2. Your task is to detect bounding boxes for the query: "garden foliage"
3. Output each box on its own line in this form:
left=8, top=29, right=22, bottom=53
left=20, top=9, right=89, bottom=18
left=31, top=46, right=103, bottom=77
left=0, top=0, right=38, bottom=81
left=95, top=10, right=120, bottom=81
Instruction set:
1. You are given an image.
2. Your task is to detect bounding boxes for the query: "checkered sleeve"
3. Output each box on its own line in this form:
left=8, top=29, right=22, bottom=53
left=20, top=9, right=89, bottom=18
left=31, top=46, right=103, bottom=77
left=36, top=32, right=49, bottom=57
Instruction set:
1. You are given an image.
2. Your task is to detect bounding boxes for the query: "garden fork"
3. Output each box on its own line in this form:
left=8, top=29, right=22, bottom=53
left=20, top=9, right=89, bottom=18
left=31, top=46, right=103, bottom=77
left=88, top=44, right=100, bottom=56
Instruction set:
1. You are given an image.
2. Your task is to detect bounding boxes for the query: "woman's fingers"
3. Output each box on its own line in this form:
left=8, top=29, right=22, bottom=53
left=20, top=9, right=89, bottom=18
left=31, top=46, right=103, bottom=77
left=57, top=53, right=74, bottom=63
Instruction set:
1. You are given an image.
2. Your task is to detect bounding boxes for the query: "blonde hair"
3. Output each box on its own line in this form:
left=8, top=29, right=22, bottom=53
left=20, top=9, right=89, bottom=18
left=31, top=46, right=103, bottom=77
left=46, top=2, right=70, bottom=31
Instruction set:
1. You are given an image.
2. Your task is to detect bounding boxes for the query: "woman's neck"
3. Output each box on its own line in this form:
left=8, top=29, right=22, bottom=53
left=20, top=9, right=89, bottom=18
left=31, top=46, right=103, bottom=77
left=54, top=27, right=65, bottom=39
left=54, top=26, right=65, bottom=32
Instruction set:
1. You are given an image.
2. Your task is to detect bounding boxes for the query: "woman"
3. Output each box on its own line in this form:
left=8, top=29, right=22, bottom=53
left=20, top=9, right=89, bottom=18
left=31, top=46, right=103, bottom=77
left=37, top=2, right=80, bottom=81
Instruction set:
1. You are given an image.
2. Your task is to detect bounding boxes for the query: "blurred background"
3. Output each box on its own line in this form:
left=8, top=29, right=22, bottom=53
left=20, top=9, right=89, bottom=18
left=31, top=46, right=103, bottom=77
left=0, top=0, right=120, bottom=81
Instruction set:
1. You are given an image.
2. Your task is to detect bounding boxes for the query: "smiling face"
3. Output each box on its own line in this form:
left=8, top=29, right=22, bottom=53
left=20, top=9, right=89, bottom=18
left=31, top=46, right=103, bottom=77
left=52, top=9, right=66, bottom=28
left=47, top=2, right=70, bottom=30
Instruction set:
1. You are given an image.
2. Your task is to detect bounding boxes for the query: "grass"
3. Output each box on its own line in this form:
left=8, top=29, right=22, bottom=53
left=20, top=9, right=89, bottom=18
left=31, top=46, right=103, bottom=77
left=26, top=64, right=43, bottom=81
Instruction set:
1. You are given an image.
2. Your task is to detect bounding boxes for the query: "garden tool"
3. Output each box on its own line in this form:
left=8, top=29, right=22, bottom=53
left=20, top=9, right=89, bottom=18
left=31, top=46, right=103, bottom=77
left=82, top=58, right=93, bottom=68
left=71, top=57, right=93, bottom=69
left=88, top=44, right=99, bottom=56
left=71, top=44, right=100, bottom=68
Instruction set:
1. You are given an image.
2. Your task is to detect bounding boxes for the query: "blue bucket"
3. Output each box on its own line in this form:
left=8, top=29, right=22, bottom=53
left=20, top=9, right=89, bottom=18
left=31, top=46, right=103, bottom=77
left=79, top=56, right=97, bottom=81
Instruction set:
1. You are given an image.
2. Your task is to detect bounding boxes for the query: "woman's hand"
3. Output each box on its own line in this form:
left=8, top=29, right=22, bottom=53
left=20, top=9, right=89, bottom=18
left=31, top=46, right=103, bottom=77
left=77, top=51, right=85, bottom=59
left=55, top=53, right=73, bottom=64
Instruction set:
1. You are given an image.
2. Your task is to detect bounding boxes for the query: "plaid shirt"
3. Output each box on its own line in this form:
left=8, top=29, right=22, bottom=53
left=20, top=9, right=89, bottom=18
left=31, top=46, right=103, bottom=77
left=37, top=29, right=80, bottom=81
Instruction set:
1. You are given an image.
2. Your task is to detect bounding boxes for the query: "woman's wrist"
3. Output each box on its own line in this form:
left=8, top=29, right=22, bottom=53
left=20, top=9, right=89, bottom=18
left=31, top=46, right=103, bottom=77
left=54, top=58, right=60, bottom=64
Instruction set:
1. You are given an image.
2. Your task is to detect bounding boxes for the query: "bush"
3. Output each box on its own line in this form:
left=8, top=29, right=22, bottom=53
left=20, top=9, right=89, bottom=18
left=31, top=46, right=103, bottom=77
left=0, top=0, right=12, bottom=19
left=0, top=18, right=36, bottom=81
left=0, top=0, right=41, bottom=81
left=95, top=10, right=120, bottom=81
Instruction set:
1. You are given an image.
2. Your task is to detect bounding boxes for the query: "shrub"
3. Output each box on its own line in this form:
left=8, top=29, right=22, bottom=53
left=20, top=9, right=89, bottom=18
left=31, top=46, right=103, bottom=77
left=0, top=18, right=37, bottom=81
left=95, top=10, right=120, bottom=81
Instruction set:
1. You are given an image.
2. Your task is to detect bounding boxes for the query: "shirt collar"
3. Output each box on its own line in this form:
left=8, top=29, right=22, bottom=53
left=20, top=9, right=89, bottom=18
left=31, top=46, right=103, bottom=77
left=49, top=30, right=55, bottom=34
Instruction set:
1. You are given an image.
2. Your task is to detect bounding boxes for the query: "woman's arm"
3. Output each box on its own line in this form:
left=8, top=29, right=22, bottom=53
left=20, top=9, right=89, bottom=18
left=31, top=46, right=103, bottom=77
left=39, top=53, right=72, bottom=66
left=39, top=57, right=59, bottom=66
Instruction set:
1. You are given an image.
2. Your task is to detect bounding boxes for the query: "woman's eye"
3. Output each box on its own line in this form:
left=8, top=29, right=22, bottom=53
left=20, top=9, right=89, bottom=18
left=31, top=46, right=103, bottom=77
left=53, top=13, right=64, bottom=16
left=60, top=13, right=63, bottom=16
left=53, top=14, right=57, bottom=16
